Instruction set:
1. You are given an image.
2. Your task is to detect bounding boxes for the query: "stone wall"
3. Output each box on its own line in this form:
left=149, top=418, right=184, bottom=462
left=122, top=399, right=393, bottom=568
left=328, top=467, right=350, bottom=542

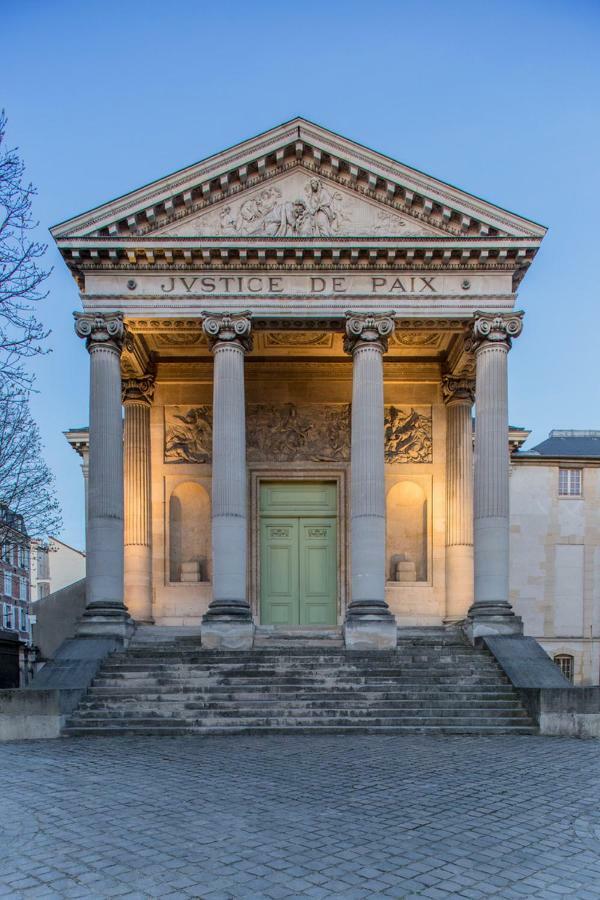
left=510, top=464, right=600, bottom=685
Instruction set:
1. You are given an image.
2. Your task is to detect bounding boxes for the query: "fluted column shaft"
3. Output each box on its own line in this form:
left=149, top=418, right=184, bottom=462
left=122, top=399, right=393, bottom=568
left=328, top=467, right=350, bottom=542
left=443, top=377, right=475, bottom=619
left=469, top=312, right=523, bottom=620
left=345, top=313, right=395, bottom=620
left=74, top=312, right=131, bottom=638
left=123, top=377, right=154, bottom=623
left=203, top=312, right=252, bottom=620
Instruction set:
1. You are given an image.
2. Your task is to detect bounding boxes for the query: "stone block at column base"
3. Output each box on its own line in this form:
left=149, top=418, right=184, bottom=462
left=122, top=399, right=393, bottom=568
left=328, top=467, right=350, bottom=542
left=201, top=619, right=255, bottom=650
left=77, top=604, right=135, bottom=643
left=344, top=616, right=397, bottom=651
left=463, top=613, right=523, bottom=645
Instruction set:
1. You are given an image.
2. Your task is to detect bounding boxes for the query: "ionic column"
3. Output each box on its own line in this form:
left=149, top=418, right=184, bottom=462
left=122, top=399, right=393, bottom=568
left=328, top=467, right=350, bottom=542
left=343, top=312, right=397, bottom=650
left=74, top=312, right=132, bottom=640
left=467, top=312, right=524, bottom=639
left=122, top=375, right=155, bottom=623
left=201, top=311, right=254, bottom=650
left=443, top=375, right=475, bottom=621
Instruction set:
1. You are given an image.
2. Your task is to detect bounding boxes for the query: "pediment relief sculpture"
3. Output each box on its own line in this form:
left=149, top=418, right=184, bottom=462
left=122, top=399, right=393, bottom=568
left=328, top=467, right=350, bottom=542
left=165, top=402, right=433, bottom=465
left=162, top=173, right=440, bottom=239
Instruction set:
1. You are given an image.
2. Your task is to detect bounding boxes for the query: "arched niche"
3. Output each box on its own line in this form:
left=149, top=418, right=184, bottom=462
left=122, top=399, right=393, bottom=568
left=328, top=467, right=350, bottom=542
left=169, top=481, right=210, bottom=583
left=387, top=480, right=428, bottom=582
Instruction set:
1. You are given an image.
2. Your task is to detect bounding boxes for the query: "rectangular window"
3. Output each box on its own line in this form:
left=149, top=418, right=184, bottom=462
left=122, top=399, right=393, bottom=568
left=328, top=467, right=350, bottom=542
left=1, top=543, right=10, bottom=564
left=3, top=603, right=13, bottom=630
left=3, top=571, right=10, bottom=597
left=19, top=607, right=28, bottom=632
left=554, top=654, right=574, bottom=683
left=19, top=577, right=27, bottom=602
left=559, top=468, right=582, bottom=497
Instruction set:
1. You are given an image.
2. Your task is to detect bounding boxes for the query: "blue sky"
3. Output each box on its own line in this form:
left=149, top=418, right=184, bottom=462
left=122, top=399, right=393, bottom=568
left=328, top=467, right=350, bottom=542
left=3, top=0, right=600, bottom=549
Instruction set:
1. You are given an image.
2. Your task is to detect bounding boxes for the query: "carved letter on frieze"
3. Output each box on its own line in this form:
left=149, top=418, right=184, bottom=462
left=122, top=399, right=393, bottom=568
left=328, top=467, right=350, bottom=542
left=384, top=406, right=433, bottom=463
left=164, top=406, right=213, bottom=463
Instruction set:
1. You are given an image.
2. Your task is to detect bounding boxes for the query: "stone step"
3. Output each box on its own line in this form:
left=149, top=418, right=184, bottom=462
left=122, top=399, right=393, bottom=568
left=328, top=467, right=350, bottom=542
left=63, top=636, right=535, bottom=737
left=106, top=656, right=495, bottom=669
left=80, top=695, right=522, bottom=709
left=67, top=716, right=535, bottom=733
left=62, top=723, right=538, bottom=737
left=74, top=706, right=528, bottom=722
left=86, top=689, right=520, bottom=704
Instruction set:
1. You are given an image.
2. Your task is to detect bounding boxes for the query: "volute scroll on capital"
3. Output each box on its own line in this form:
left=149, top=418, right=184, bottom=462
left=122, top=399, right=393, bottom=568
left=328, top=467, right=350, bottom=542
left=442, top=375, right=476, bottom=406
left=121, top=374, right=156, bottom=406
left=466, top=311, right=524, bottom=353
left=343, top=311, right=396, bottom=355
left=74, top=312, right=128, bottom=352
left=201, top=311, right=253, bottom=352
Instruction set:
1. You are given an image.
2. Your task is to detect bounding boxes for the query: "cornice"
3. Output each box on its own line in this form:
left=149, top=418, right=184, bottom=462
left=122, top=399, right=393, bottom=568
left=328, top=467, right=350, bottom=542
left=51, top=119, right=546, bottom=247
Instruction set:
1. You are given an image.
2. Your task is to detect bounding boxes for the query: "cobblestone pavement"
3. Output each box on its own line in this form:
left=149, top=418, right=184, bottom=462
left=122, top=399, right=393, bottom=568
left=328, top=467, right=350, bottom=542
left=1, top=735, right=600, bottom=899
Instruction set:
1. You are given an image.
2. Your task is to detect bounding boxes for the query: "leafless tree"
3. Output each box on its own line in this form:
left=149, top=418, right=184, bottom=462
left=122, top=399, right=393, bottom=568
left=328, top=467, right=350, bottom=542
left=0, top=383, right=62, bottom=547
left=0, top=112, right=60, bottom=545
left=0, top=110, right=50, bottom=388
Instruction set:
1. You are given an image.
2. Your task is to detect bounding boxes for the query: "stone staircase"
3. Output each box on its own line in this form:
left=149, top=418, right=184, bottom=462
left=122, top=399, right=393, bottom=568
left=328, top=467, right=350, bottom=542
left=62, top=628, right=537, bottom=736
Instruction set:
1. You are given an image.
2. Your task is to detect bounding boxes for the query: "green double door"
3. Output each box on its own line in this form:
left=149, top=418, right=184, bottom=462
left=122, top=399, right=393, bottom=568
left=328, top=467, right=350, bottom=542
left=260, top=482, right=337, bottom=627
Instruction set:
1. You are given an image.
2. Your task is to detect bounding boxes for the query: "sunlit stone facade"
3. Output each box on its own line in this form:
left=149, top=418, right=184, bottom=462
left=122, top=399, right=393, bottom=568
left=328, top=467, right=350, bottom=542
left=52, top=119, right=546, bottom=648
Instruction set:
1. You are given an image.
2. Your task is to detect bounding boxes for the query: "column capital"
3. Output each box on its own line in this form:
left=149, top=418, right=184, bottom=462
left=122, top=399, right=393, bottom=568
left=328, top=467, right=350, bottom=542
left=467, top=311, right=524, bottom=353
left=202, top=311, right=253, bottom=352
left=74, top=312, right=128, bottom=353
left=442, top=374, right=476, bottom=406
left=122, top=374, right=155, bottom=406
left=344, top=311, right=395, bottom=355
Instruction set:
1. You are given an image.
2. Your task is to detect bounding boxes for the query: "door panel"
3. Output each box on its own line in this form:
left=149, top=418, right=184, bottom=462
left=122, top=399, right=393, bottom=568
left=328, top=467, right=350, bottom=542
left=259, top=483, right=337, bottom=627
left=260, top=520, right=299, bottom=625
left=299, top=519, right=337, bottom=626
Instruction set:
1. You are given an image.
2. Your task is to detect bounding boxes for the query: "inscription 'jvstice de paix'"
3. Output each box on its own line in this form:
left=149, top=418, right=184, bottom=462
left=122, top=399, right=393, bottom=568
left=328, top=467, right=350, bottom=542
left=158, top=275, right=437, bottom=295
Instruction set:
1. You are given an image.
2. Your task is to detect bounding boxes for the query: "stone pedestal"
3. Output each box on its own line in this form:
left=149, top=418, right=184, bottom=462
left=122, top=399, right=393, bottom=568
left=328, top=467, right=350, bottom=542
left=343, top=312, right=397, bottom=651
left=74, top=312, right=133, bottom=641
left=465, top=312, right=524, bottom=642
left=201, top=312, right=254, bottom=650
left=123, top=376, right=155, bottom=623
left=443, top=375, right=475, bottom=621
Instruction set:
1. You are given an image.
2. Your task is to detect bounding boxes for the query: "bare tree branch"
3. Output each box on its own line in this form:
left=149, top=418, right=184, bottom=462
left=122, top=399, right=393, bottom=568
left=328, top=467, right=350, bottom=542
left=0, top=384, right=62, bottom=546
left=0, top=110, right=51, bottom=388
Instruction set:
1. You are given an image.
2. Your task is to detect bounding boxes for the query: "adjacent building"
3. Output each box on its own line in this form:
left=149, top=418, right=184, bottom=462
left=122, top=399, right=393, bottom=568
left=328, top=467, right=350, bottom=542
left=0, top=504, right=32, bottom=687
left=511, top=430, right=600, bottom=685
left=30, top=537, right=86, bottom=601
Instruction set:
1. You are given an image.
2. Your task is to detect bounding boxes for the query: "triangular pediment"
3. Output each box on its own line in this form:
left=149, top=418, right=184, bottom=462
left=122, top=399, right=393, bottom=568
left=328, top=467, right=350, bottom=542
left=51, top=117, right=546, bottom=243
left=158, top=169, right=444, bottom=238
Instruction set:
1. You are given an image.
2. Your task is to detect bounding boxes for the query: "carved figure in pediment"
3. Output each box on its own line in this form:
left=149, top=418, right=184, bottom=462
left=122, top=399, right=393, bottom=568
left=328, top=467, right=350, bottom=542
left=165, top=406, right=213, bottom=463
left=263, top=199, right=308, bottom=236
left=302, top=178, right=343, bottom=236
left=385, top=406, right=433, bottom=463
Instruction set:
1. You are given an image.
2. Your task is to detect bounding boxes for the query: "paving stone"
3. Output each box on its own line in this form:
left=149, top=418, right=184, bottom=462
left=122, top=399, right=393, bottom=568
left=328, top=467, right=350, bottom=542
left=0, top=735, right=599, bottom=898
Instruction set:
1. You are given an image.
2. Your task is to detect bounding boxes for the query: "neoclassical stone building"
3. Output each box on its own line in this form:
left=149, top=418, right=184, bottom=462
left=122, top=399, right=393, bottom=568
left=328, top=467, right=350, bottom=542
left=51, top=119, right=546, bottom=649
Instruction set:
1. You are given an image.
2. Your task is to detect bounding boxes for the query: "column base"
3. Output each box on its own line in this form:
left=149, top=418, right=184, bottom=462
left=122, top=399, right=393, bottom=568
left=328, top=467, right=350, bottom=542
left=344, top=607, right=397, bottom=651
left=77, top=602, right=135, bottom=642
left=463, top=607, right=523, bottom=645
left=201, top=619, right=255, bottom=650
